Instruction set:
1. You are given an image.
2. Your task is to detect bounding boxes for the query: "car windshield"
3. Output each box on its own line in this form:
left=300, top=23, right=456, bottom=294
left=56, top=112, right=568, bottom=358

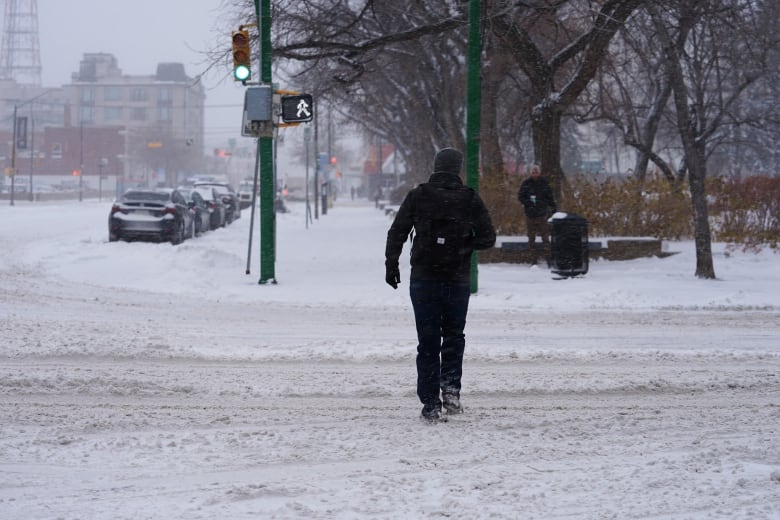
left=194, top=188, right=215, bottom=201
left=196, top=182, right=232, bottom=193
left=122, top=191, right=169, bottom=202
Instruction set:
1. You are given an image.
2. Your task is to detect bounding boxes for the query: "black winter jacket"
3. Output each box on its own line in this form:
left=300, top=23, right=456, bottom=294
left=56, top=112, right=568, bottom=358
left=385, top=172, right=496, bottom=282
left=518, top=177, right=557, bottom=218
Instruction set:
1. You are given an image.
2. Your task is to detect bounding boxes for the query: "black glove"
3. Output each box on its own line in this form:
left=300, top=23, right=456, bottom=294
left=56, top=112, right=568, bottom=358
left=385, top=264, right=400, bottom=289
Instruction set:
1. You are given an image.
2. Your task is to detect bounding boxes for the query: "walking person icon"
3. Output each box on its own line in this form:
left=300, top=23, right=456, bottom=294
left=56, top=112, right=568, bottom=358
left=281, top=94, right=314, bottom=123
left=297, top=99, right=311, bottom=118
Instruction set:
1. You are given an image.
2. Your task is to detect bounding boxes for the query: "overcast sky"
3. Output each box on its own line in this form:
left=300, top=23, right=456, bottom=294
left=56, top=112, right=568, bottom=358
left=35, top=0, right=245, bottom=147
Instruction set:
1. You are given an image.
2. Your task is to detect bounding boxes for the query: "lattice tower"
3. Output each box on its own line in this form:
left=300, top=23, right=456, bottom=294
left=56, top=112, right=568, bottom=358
left=0, top=0, right=42, bottom=86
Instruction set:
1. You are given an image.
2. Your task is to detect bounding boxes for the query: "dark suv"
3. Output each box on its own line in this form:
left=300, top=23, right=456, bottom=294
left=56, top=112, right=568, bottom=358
left=194, top=182, right=241, bottom=224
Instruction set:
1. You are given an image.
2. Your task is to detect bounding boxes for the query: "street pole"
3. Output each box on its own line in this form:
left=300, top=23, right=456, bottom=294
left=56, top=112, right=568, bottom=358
left=304, top=126, right=311, bottom=228
left=466, top=0, right=482, bottom=294
left=79, top=119, right=84, bottom=202
left=29, top=104, right=34, bottom=201
left=245, top=145, right=261, bottom=275
left=98, top=158, right=108, bottom=201
left=10, top=105, right=17, bottom=206
left=256, top=0, right=276, bottom=284
left=7, top=90, right=56, bottom=206
left=313, top=107, right=319, bottom=219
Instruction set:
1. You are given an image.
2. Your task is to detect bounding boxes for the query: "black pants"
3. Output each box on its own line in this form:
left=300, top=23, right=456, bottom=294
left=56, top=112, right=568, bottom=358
left=409, top=279, right=471, bottom=406
left=526, top=215, right=550, bottom=264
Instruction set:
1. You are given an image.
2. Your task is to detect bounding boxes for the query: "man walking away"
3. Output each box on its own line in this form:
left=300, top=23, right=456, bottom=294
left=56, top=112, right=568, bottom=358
left=385, top=148, right=496, bottom=423
left=517, top=164, right=557, bottom=265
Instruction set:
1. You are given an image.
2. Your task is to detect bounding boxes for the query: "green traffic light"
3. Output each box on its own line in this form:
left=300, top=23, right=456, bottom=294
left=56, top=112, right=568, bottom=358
left=234, top=65, right=251, bottom=81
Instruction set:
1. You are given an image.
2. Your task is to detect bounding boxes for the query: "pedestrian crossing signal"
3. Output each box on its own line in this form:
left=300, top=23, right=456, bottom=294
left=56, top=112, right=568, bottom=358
left=280, top=94, right=314, bottom=123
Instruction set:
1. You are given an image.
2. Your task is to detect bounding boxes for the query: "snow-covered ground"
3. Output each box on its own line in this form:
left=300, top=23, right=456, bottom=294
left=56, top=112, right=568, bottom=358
left=1, top=197, right=778, bottom=519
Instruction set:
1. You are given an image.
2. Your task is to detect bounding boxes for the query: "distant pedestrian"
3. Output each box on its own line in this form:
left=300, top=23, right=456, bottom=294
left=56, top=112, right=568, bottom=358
left=517, top=164, right=557, bottom=265
left=385, top=148, right=496, bottom=423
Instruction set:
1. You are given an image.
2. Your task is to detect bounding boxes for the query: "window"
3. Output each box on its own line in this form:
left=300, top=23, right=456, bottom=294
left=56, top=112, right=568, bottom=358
left=123, top=191, right=168, bottom=202
left=158, top=106, right=171, bottom=122
left=130, top=107, right=147, bottom=121
left=158, top=87, right=172, bottom=105
left=130, top=88, right=147, bottom=102
left=80, top=87, right=95, bottom=104
left=79, top=106, right=94, bottom=124
left=104, top=86, right=123, bottom=102
left=105, top=106, right=123, bottom=121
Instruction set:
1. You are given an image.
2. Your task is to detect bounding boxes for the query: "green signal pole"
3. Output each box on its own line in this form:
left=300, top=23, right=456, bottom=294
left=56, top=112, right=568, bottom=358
left=466, top=0, right=482, bottom=294
left=256, top=0, right=276, bottom=284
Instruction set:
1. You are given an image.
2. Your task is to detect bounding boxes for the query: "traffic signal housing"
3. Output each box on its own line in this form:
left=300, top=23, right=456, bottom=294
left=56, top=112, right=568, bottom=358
left=280, top=94, right=314, bottom=123
left=231, top=29, right=251, bottom=81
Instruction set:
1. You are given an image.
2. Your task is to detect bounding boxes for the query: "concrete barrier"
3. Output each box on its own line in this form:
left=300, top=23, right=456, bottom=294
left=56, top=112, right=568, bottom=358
left=480, top=237, right=673, bottom=264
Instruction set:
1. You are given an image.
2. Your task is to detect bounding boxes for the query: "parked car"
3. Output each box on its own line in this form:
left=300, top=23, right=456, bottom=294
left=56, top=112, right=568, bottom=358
left=193, top=186, right=227, bottom=230
left=194, top=182, right=241, bottom=223
left=237, top=180, right=256, bottom=210
left=178, top=187, right=211, bottom=235
left=108, top=188, right=194, bottom=245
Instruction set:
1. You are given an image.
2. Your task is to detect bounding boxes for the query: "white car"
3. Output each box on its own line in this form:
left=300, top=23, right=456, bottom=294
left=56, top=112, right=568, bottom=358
left=237, top=181, right=256, bottom=209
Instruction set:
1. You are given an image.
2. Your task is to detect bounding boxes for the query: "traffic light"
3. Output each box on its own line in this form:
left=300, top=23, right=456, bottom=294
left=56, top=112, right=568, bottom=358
left=231, top=29, right=251, bottom=81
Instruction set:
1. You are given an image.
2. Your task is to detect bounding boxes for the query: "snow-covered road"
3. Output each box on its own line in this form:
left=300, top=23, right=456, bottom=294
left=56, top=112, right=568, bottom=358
left=1, top=198, right=778, bottom=518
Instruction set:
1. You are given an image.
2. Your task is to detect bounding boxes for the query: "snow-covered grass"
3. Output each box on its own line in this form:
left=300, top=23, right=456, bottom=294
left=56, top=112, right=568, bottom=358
left=1, top=198, right=778, bottom=519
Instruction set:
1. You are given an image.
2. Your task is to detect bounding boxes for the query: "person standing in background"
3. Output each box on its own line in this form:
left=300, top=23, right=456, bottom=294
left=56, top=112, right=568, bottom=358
left=518, top=164, right=557, bottom=265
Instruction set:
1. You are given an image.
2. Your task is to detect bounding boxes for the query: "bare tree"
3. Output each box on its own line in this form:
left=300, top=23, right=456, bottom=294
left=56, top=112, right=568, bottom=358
left=231, top=0, right=780, bottom=280
left=651, top=0, right=773, bottom=279
left=255, top=0, right=642, bottom=198
left=575, top=9, right=681, bottom=185
left=488, top=0, right=645, bottom=200
left=269, top=1, right=470, bottom=181
left=704, top=0, right=780, bottom=178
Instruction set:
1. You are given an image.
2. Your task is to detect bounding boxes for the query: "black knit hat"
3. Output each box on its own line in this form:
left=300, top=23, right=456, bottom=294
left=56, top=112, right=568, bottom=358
left=433, top=148, right=463, bottom=175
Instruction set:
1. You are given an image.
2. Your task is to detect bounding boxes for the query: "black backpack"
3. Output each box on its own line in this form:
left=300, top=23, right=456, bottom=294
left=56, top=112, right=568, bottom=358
left=412, top=183, right=475, bottom=270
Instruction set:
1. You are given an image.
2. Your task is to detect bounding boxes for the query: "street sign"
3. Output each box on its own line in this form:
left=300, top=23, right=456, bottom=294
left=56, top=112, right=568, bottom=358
left=280, top=94, right=314, bottom=123
left=15, top=116, right=27, bottom=149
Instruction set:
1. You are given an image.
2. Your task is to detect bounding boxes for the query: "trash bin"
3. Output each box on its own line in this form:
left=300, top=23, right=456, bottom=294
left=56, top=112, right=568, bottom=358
left=549, top=212, right=589, bottom=277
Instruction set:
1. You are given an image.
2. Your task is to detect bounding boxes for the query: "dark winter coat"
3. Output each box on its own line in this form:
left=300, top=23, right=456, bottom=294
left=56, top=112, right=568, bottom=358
left=518, top=176, right=557, bottom=218
left=385, top=172, right=496, bottom=283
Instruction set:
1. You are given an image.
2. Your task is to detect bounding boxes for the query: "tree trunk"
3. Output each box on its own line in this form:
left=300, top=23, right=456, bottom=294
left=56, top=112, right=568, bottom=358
left=687, top=144, right=716, bottom=278
left=653, top=3, right=716, bottom=279
left=480, top=58, right=506, bottom=179
left=531, top=103, right=564, bottom=202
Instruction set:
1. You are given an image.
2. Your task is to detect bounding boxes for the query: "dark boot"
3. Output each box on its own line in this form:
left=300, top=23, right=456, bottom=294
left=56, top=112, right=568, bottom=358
left=442, top=393, right=463, bottom=414
left=421, top=403, right=445, bottom=422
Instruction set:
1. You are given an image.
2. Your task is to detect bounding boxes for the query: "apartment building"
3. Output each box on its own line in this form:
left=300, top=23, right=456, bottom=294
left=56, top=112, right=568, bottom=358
left=2, top=53, right=206, bottom=192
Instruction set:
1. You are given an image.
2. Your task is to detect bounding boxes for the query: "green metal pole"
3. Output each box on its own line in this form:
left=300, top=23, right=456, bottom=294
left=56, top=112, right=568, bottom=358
left=466, top=0, right=482, bottom=294
left=257, top=0, right=276, bottom=284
